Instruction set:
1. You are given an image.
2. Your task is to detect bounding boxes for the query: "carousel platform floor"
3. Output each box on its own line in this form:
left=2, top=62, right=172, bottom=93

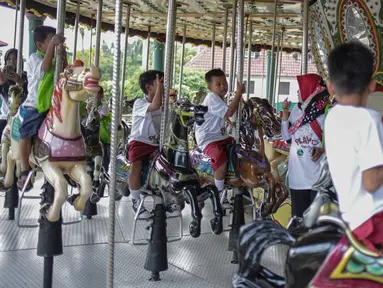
left=0, top=173, right=288, bottom=288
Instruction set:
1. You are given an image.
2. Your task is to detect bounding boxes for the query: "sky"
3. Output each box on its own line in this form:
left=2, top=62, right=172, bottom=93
left=0, top=5, right=140, bottom=66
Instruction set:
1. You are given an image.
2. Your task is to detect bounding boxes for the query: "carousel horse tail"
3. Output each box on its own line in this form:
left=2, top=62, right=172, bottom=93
left=233, top=220, right=295, bottom=288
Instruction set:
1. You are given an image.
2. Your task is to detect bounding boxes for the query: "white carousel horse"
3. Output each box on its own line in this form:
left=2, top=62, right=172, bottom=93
left=3, top=60, right=101, bottom=222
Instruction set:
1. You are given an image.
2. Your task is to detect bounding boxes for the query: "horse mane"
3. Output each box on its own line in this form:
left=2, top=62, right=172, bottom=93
left=46, top=60, right=85, bottom=129
left=46, top=79, right=64, bottom=129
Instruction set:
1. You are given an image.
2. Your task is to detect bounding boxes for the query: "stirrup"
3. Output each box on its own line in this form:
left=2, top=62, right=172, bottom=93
left=131, top=194, right=183, bottom=245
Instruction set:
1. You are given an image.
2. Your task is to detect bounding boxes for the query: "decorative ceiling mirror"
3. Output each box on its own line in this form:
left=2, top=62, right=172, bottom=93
left=345, top=6, right=370, bottom=46
left=340, top=0, right=380, bottom=75
left=309, top=10, right=331, bottom=79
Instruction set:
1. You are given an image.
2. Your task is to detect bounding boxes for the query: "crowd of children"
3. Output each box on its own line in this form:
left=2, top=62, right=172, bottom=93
left=1, top=21, right=382, bottom=248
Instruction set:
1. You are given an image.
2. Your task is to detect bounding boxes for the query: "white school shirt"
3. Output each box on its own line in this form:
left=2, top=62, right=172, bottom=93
left=281, top=104, right=325, bottom=190
left=23, top=53, right=44, bottom=109
left=195, top=92, right=230, bottom=151
left=0, top=94, right=8, bottom=120
left=128, top=97, right=161, bottom=146
left=325, top=105, right=383, bottom=230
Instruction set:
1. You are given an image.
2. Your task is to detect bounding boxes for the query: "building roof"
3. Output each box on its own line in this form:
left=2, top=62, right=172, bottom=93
left=186, top=47, right=318, bottom=77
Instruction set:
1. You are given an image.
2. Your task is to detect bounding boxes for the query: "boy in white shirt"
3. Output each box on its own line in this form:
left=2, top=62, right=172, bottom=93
left=195, top=69, right=244, bottom=201
left=18, top=26, right=65, bottom=190
left=128, top=70, right=163, bottom=217
left=325, top=41, right=383, bottom=251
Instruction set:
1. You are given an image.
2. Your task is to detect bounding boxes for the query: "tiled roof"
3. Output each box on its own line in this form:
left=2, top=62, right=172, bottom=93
left=186, top=47, right=318, bottom=77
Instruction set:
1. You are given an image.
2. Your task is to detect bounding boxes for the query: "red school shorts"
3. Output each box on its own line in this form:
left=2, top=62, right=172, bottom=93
left=352, top=210, right=383, bottom=252
left=128, top=140, right=159, bottom=163
left=203, top=137, right=235, bottom=172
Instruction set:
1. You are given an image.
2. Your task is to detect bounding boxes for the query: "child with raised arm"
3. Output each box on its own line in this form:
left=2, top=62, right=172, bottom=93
left=128, top=70, right=163, bottom=218
left=18, top=26, right=65, bottom=190
left=195, top=69, right=244, bottom=204
left=325, top=41, right=383, bottom=251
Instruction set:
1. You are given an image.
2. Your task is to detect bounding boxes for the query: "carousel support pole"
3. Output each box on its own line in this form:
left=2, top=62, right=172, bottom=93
left=26, top=12, right=45, bottom=56
left=107, top=0, right=122, bottom=285
left=145, top=26, right=151, bottom=71
left=83, top=0, right=103, bottom=219
left=16, top=0, right=25, bottom=77
left=246, top=21, right=252, bottom=101
left=4, top=170, right=19, bottom=220
left=228, top=0, right=245, bottom=265
left=228, top=0, right=237, bottom=94
left=265, top=50, right=271, bottom=99
left=261, top=49, right=265, bottom=97
left=276, top=28, right=285, bottom=110
left=301, top=0, right=309, bottom=75
left=72, top=1, right=80, bottom=62
left=222, top=6, right=229, bottom=71
left=94, top=0, right=103, bottom=67
left=228, top=191, right=245, bottom=264
left=179, top=23, right=186, bottom=98
left=89, top=14, right=94, bottom=67
left=146, top=0, right=176, bottom=280
left=144, top=196, right=168, bottom=281
left=13, top=0, right=19, bottom=48
left=173, top=41, right=177, bottom=87
left=272, top=32, right=281, bottom=108
left=37, top=182, right=63, bottom=288
left=120, top=4, right=131, bottom=123
left=267, top=0, right=278, bottom=102
left=38, top=2, right=66, bottom=287
left=153, top=41, right=165, bottom=72
left=211, top=22, right=216, bottom=69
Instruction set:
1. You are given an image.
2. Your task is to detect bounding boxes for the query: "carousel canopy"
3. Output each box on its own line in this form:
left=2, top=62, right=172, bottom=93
left=0, top=0, right=306, bottom=52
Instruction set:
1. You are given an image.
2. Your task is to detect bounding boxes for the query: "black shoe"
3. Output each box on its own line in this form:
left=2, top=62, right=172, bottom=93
left=17, top=170, right=33, bottom=191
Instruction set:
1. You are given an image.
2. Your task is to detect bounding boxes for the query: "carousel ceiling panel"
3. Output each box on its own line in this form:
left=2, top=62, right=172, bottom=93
left=0, top=0, right=305, bottom=51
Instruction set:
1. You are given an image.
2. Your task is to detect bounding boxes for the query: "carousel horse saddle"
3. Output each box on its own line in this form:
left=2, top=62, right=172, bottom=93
left=115, top=154, right=149, bottom=185
left=309, top=214, right=383, bottom=288
left=193, top=143, right=237, bottom=179
left=34, top=120, right=86, bottom=162
left=11, top=115, right=21, bottom=141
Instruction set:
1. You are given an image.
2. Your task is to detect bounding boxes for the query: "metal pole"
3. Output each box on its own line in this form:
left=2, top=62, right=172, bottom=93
left=222, top=7, right=229, bottom=71
left=267, top=0, right=278, bottom=102
left=90, top=15, right=93, bottom=66
left=272, top=32, right=281, bottom=107
left=276, top=29, right=284, bottom=110
left=228, top=0, right=237, bottom=94
left=173, top=41, right=177, bottom=87
left=73, top=1, right=80, bottom=62
left=54, top=0, right=66, bottom=85
left=94, top=0, right=103, bottom=67
left=13, top=0, right=19, bottom=49
left=179, top=23, right=186, bottom=98
left=246, top=21, right=252, bottom=100
left=120, top=4, right=131, bottom=124
left=261, top=49, right=265, bottom=97
left=211, top=22, right=216, bottom=69
left=235, top=0, right=244, bottom=141
left=302, top=0, right=309, bottom=74
left=146, top=26, right=151, bottom=70
left=107, top=0, right=122, bottom=287
left=16, top=0, right=25, bottom=76
left=160, top=0, right=176, bottom=148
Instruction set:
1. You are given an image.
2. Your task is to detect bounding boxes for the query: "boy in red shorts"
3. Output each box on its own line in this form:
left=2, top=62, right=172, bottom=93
left=128, top=71, right=163, bottom=218
left=195, top=69, right=244, bottom=204
left=325, top=42, right=383, bottom=251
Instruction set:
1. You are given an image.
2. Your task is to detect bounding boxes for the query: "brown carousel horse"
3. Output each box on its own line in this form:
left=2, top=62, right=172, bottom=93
left=190, top=97, right=289, bottom=217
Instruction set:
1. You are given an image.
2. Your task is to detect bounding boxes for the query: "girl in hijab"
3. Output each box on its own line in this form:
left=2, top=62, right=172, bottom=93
left=282, top=73, right=331, bottom=218
left=0, top=48, right=28, bottom=136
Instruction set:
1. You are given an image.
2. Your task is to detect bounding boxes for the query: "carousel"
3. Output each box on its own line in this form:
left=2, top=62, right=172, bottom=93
left=0, top=0, right=381, bottom=287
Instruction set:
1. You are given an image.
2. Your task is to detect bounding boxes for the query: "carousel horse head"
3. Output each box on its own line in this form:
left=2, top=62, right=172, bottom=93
left=172, top=98, right=208, bottom=128
left=248, top=97, right=281, bottom=138
left=60, top=60, right=100, bottom=100
left=46, top=60, right=101, bottom=128
left=8, top=85, right=23, bottom=116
